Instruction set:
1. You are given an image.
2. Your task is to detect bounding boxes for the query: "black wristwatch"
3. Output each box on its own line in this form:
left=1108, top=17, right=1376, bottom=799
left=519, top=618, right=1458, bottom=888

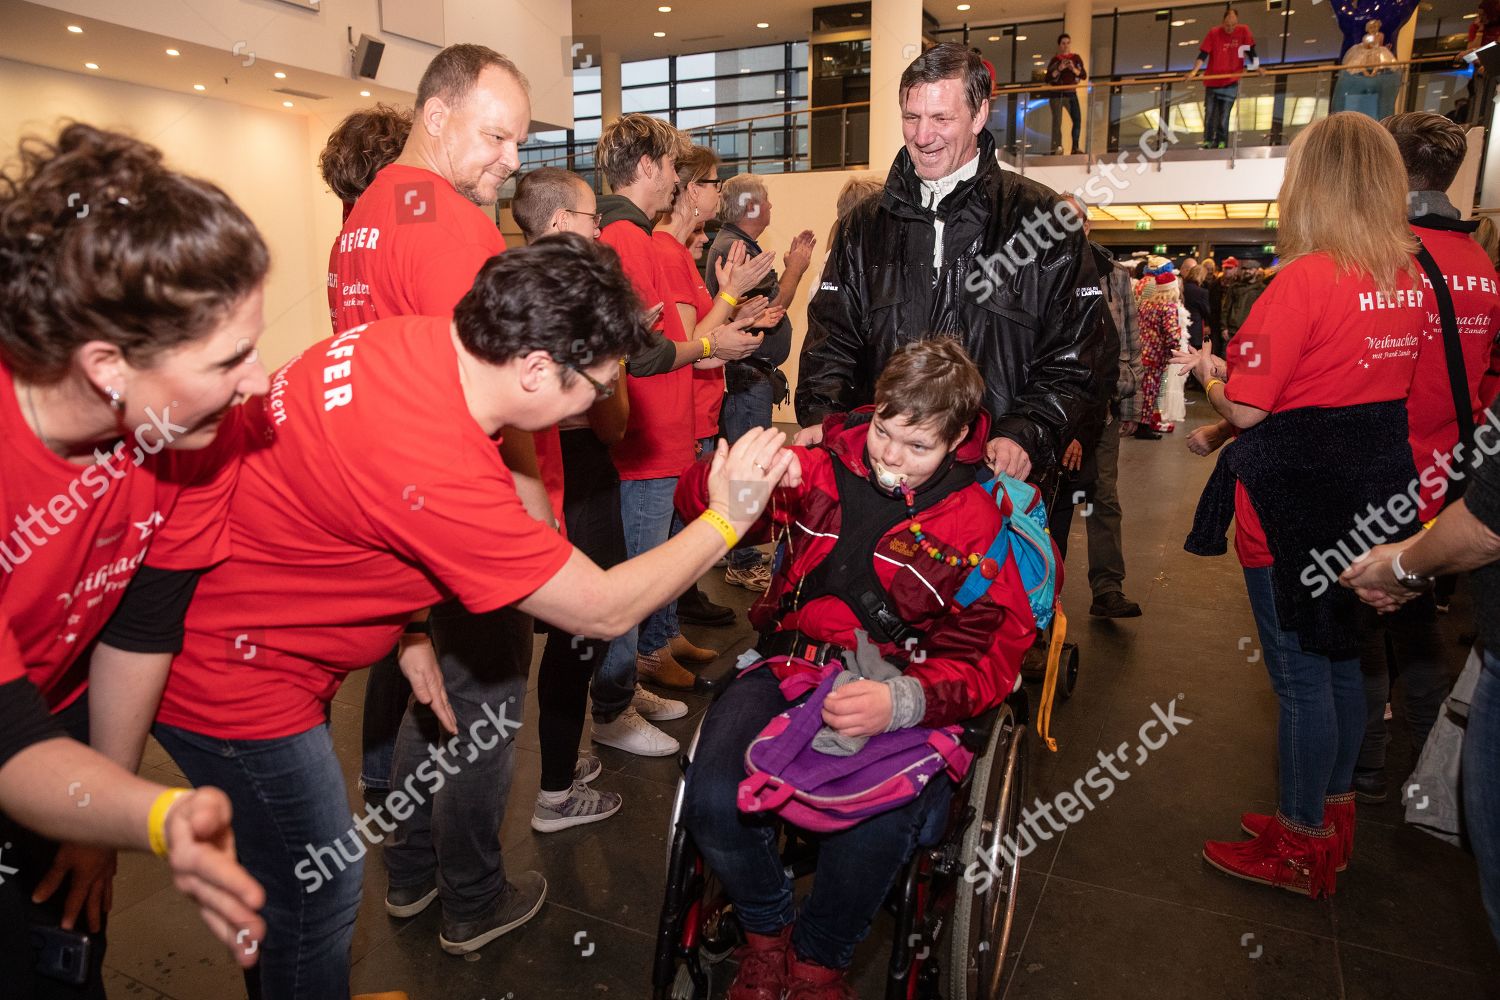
left=1391, top=551, right=1435, bottom=592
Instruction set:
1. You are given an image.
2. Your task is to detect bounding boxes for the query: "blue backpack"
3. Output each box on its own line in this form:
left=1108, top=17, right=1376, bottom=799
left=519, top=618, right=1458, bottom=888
left=951, top=471, right=1059, bottom=629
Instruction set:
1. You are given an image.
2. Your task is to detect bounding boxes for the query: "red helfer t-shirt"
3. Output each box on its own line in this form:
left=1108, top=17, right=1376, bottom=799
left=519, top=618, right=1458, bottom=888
left=327, top=162, right=565, bottom=530
left=1200, top=24, right=1256, bottom=87
left=156, top=317, right=575, bottom=740
left=605, top=220, right=695, bottom=480
left=1409, top=224, right=1500, bottom=519
left=0, top=360, right=240, bottom=710
left=1226, top=254, right=1424, bottom=565
left=653, top=231, right=726, bottom=442
left=327, top=164, right=506, bottom=331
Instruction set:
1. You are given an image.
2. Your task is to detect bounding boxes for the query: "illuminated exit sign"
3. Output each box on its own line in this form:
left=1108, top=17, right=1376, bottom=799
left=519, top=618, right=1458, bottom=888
left=1134, top=220, right=1152, bottom=231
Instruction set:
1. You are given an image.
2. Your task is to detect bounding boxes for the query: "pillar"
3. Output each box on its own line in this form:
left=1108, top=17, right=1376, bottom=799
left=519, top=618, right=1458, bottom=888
left=869, top=0, right=924, bottom=171
left=599, top=49, right=622, bottom=193
left=1064, top=0, right=1092, bottom=152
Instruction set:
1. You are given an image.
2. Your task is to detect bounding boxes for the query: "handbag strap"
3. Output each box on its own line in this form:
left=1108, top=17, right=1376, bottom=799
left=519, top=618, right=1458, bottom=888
left=1413, top=241, right=1477, bottom=505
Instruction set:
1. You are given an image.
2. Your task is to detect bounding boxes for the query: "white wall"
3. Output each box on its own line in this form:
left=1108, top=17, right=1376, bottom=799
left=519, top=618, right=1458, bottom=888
left=32, top=0, right=575, bottom=127
left=0, top=57, right=344, bottom=370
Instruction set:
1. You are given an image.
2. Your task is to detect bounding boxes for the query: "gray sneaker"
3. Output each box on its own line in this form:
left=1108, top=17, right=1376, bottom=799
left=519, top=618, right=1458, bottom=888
left=386, top=877, right=438, bottom=918
left=574, top=754, right=603, bottom=784
left=531, top=782, right=623, bottom=833
left=438, top=871, right=548, bottom=955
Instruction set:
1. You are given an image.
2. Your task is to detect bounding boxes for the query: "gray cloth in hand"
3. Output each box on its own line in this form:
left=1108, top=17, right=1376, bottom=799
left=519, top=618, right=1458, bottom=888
left=811, top=629, right=929, bottom=756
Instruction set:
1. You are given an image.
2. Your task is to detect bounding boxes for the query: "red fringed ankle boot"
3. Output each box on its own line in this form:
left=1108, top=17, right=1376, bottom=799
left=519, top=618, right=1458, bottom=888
left=1204, top=812, right=1341, bottom=898
left=1239, top=791, right=1356, bottom=871
left=728, top=926, right=792, bottom=1000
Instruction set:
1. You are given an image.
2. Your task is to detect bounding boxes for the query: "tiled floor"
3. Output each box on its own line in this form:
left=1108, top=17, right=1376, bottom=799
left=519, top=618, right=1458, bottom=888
left=105, top=403, right=1498, bottom=999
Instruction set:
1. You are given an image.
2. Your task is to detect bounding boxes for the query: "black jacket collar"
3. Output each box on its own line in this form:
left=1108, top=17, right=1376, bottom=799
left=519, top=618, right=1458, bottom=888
left=1411, top=214, right=1480, bottom=234
left=882, top=128, right=1001, bottom=221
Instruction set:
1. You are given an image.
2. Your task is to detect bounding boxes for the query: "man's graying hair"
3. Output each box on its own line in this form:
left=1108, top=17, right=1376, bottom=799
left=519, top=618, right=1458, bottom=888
left=719, top=173, right=767, bottom=225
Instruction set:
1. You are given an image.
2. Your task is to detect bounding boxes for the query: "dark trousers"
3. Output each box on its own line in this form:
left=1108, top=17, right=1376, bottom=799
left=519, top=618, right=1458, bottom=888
left=359, top=645, right=407, bottom=792
left=1049, top=422, right=1127, bottom=599
left=1355, top=598, right=1454, bottom=775
left=1049, top=92, right=1081, bottom=153
left=680, top=667, right=952, bottom=970
left=1204, top=85, right=1238, bottom=146
left=537, top=428, right=626, bottom=792
left=383, top=601, right=532, bottom=922
left=0, top=698, right=108, bottom=999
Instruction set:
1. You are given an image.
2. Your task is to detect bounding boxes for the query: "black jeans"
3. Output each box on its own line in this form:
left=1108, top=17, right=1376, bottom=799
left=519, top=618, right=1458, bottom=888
left=1355, top=598, right=1455, bottom=775
left=384, top=601, right=532, bottom=922
left=680, top=667, right=952, bottom=970
left=537, top=429, right=626, bottom=791
left=0, top=697, right=108, bottom=999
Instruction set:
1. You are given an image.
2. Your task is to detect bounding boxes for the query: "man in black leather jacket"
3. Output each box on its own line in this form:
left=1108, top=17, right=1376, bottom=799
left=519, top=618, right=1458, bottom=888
left=796, top=43, right=1113, bottom=481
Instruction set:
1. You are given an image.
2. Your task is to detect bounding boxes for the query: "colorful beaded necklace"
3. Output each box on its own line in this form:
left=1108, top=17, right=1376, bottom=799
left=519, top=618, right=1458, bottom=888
left=899, top=482, right=994, bottom=576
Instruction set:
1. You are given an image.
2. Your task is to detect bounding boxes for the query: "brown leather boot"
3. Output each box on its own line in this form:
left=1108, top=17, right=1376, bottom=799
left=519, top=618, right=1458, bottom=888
left=727, top=926, right=792, bottom=1000
left=1239, top=791, right=1356, bottom=871
left=637, top=646, right=697, bottom=691
left=669, top=633, right=719, bottom=664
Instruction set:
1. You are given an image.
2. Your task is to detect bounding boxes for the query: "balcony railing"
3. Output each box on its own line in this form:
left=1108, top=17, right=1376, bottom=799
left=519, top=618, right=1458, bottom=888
left=509, top=53, right=1474, bottom=191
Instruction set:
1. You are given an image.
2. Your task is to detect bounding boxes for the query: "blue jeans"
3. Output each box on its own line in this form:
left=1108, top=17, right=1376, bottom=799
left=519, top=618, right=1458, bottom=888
left=680, top=667, right=952, bottom=970
left=155, top=721, right=361, bottom=1000
left=1204, top=84, right=1238, bottom=146
left=1464, top=646, right=1500, bottom=947
left=1243, top=567, right=1363, bottom=827
left=720, top=380, right=775, bottom=570
left=593, top=476, right=680, bottom=720
left=384, top=602, right=529, bottom=922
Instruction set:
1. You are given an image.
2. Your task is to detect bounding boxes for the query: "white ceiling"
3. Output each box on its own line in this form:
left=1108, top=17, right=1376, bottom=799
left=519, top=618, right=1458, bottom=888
left=572, top=0, right=1160, bottom=63
left=0, top=0, right=413, bottom=129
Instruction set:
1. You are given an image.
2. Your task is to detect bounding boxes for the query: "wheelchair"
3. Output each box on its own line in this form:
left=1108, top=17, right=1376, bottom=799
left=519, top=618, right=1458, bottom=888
left=651, top=676, right=1031, bottom=1000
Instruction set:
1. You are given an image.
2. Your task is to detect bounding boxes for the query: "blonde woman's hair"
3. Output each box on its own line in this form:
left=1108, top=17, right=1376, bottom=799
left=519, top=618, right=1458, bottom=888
left=1276, top=112, right=1418, bottom=294
left=1476, top=216, right=1500, bottom=271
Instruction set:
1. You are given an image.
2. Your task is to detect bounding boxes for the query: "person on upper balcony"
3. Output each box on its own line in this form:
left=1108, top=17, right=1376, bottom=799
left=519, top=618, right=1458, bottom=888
left=1188, top=5, right=1263, bottom=150
left=796, top=42, right=1113, bottom=487
left=1046, top=33, right=1087, bottom=155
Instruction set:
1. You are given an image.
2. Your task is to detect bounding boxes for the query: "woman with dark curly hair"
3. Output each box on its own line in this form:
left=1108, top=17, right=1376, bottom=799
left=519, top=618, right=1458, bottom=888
left=0, top=121, right=272, bottom=992
left=318, top=103, right=413, bottom=217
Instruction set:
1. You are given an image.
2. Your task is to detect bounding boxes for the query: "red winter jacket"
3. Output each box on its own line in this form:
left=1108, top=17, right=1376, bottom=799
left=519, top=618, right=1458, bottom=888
left=675, top=409, right=1036, bottom=727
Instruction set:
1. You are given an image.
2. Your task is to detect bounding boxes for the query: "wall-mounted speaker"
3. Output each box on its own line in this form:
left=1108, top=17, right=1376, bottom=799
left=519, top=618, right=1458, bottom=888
left=353, top=34, right=385, bottom=80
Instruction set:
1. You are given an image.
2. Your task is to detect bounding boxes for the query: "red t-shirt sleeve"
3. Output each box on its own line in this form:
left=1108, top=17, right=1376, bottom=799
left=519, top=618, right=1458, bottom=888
left=145, top=407, right=248, bottom=571
left=412, top=244, right=501, bottom=317
left=660, top=247, right=698, bottom=308
left=1224, top=264, right=1314, bottom=411
left=355, top=432, right=574, bottom=614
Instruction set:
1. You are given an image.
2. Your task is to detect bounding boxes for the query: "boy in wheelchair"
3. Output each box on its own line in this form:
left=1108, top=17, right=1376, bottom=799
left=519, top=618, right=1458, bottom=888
left=672, top=339, right=1036, bottom=999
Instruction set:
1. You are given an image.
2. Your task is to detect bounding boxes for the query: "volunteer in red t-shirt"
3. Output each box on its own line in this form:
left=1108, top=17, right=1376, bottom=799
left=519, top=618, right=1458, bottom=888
left=647, top=144, right=786, bottom=683
left=592, top=115, right=767, bottom=734
left=1176, top=113, right=1425, bottom=899
left=153, top=237, right=799, bottom=996
left=1340, top=112, right=1500, bottom=801
left=0, top=124, right=271, bottom=983
left=320, top=48, right=586, bottom=970
left=1188, top=6, right=1261, bottom=150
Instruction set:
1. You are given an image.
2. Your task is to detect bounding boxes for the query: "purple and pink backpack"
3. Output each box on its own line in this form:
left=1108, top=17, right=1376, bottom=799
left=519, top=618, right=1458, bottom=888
left=736, top=663, right=974, bottom=833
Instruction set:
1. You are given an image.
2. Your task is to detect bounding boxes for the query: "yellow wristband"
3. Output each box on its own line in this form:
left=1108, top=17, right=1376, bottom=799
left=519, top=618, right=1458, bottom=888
left=1205, top=377, right=1225, bottom=395
left=699, top=509, right=740, bottom=549
left=148, top=788, right=190, bottom=859
left=718, top=291, right=739, bottom=308
left=700, top=337, right=713, bottom=360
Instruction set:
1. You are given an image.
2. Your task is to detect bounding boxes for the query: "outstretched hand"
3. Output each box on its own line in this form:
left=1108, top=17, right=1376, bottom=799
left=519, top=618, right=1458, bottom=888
left=707, top=427, right=802, bottom=533
left=163, top=788, right=267, bottom=969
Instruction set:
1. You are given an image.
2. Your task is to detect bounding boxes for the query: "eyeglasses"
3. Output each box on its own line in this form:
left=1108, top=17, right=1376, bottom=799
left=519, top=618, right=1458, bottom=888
left=563, top=208, right=603, bottom=228
left=565, top=362, right=615, bottom=399
left=693, top=178, right=724, bottom=189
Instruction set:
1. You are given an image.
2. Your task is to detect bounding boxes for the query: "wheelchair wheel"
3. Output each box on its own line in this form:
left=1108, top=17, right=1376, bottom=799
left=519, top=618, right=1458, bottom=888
left=1059, top=642, right=1079, bottom=702
left=944, top=704, right=1028, bottom=1000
